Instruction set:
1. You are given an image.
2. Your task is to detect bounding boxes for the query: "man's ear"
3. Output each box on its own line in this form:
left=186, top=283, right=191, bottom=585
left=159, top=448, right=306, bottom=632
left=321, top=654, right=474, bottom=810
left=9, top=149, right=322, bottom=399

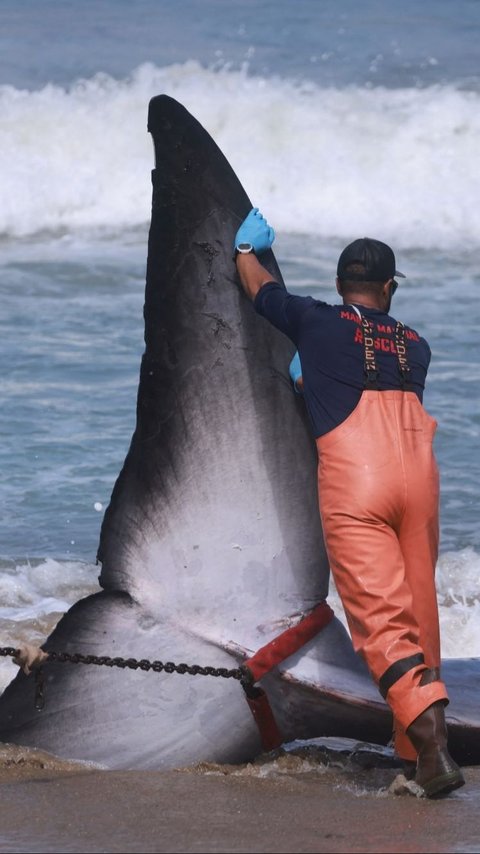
left=336, top=276, right=342, bottom=295
left=383, top=278, right=393, bottom=296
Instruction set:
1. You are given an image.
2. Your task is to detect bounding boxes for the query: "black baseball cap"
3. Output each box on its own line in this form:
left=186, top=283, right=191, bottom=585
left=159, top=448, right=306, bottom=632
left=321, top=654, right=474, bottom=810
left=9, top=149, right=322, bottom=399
left=337, top=237, right=406, bottom=282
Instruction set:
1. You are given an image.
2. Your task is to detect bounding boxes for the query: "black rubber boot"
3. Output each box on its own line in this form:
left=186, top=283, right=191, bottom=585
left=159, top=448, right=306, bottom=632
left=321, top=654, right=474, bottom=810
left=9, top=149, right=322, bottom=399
left=394, top=669, right=439, bottom=777
left=407, top=701, right=465, bottom=797
left=402, top=760, right=417, bottom=780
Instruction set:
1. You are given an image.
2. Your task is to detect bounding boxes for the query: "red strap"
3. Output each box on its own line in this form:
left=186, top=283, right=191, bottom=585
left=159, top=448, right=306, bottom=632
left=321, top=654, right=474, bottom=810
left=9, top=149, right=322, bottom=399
left=240, top=601, right=335, bottom=752
left=244, top=601, right=335, bottom=683
left=244, top=689, right=284, bottom=752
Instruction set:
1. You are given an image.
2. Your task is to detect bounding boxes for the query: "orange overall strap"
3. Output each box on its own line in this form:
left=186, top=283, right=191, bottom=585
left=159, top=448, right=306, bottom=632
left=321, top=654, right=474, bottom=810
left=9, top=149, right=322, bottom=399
left=240, top=602, right=335, bottom=752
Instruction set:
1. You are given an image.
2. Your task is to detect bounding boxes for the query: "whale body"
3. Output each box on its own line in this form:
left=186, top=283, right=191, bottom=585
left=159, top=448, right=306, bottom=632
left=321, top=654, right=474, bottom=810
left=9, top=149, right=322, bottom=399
left=0, top=96, right=479, bottom=769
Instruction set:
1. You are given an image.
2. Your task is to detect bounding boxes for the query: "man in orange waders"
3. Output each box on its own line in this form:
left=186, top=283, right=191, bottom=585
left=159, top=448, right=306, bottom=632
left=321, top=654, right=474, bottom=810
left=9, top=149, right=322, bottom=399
left=234, top=208, right=465, bottom=798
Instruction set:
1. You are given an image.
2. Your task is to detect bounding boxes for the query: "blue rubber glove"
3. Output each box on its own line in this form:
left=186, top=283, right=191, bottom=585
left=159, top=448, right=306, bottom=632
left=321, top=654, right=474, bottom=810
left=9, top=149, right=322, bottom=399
left=289, top=351, right=303, bottom=393
left=234, top=208, right=275, bottom=255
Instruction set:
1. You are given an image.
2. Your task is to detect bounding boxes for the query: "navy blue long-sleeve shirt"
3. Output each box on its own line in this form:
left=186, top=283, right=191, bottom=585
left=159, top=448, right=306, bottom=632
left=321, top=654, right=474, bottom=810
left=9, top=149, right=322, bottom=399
left=254, top=281, right=431, bottom=438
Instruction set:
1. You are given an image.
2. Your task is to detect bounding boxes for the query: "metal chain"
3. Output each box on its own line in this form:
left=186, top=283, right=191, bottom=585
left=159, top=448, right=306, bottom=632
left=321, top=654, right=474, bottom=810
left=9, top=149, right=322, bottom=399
left=0, top=647, right=17, bottom=658
left=0, top=646, right=243, bottom=681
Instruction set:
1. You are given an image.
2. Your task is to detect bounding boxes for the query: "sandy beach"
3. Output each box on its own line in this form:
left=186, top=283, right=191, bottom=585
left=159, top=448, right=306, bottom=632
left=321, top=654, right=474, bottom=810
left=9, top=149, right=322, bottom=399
left=0, top=745, right=478, bottom=854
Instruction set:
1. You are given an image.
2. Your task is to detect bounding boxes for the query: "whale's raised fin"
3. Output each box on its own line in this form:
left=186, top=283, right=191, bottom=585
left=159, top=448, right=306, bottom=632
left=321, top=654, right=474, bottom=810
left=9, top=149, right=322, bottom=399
left=96, top=94, right=330, bottom=624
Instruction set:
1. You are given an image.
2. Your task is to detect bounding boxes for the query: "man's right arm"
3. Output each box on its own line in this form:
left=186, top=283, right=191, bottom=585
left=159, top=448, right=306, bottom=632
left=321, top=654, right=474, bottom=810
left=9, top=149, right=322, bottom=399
left=234, top=207, right=314, bottom=341
left=236, top=252, right=275, bottom=302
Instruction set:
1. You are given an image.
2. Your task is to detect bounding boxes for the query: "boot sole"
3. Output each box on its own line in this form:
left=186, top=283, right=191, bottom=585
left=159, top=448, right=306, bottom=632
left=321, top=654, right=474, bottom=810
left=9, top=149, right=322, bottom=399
left=421, top=770, right=465, bottom=798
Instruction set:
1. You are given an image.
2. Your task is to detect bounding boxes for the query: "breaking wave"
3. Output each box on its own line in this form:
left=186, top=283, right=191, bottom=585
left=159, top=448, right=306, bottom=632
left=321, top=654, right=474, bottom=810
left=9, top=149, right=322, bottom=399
left=1, top=61, right=479, bottom=248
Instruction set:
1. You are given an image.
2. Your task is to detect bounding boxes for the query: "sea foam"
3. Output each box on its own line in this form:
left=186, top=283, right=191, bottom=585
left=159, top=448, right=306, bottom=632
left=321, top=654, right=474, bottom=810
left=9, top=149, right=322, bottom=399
left=0, top=61, right=479, bottom=248
left=1, top=549, right=479, bottom=693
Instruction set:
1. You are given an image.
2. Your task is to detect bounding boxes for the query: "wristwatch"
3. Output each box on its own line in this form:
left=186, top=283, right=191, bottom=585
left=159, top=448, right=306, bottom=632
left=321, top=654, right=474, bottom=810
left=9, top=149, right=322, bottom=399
left=234, top=242, right=256, bottom=258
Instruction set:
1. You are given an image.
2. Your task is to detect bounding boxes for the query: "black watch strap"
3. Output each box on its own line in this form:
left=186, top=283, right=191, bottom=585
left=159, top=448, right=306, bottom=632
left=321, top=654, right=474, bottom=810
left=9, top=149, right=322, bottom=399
left=234, top=242, right=256, bottom=261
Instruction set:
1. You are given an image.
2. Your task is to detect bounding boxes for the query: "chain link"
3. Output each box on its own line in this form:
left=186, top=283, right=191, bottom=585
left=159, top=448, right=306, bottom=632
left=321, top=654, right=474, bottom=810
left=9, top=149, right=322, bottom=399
left=0, top=646, right=243, bottom=681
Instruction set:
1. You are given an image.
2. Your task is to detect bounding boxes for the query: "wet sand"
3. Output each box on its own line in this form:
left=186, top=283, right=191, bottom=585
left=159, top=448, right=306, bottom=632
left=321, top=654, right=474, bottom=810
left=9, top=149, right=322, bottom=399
left=0, top=746, right=478, bottom=854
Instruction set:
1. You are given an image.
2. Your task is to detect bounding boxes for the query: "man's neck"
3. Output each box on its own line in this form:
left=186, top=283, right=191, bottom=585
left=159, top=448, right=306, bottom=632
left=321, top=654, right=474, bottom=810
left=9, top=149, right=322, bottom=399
left=343, top=295, right=383, bottom=310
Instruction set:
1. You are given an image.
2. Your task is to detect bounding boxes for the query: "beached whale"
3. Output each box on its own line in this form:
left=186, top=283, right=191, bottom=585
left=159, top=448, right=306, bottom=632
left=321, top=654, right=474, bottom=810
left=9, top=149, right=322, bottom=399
left=0, top=96, right=478, bottom=770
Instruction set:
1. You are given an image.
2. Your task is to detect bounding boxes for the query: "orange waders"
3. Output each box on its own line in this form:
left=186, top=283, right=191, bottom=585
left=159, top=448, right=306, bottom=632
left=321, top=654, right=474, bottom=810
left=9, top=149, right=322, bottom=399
left=316, top=313, right=448, bottom=761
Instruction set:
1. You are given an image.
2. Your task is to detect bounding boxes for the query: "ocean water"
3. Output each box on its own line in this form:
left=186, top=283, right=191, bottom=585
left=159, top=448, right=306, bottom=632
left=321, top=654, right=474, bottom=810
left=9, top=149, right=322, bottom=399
left=1, top=0, right=479, bottom=701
